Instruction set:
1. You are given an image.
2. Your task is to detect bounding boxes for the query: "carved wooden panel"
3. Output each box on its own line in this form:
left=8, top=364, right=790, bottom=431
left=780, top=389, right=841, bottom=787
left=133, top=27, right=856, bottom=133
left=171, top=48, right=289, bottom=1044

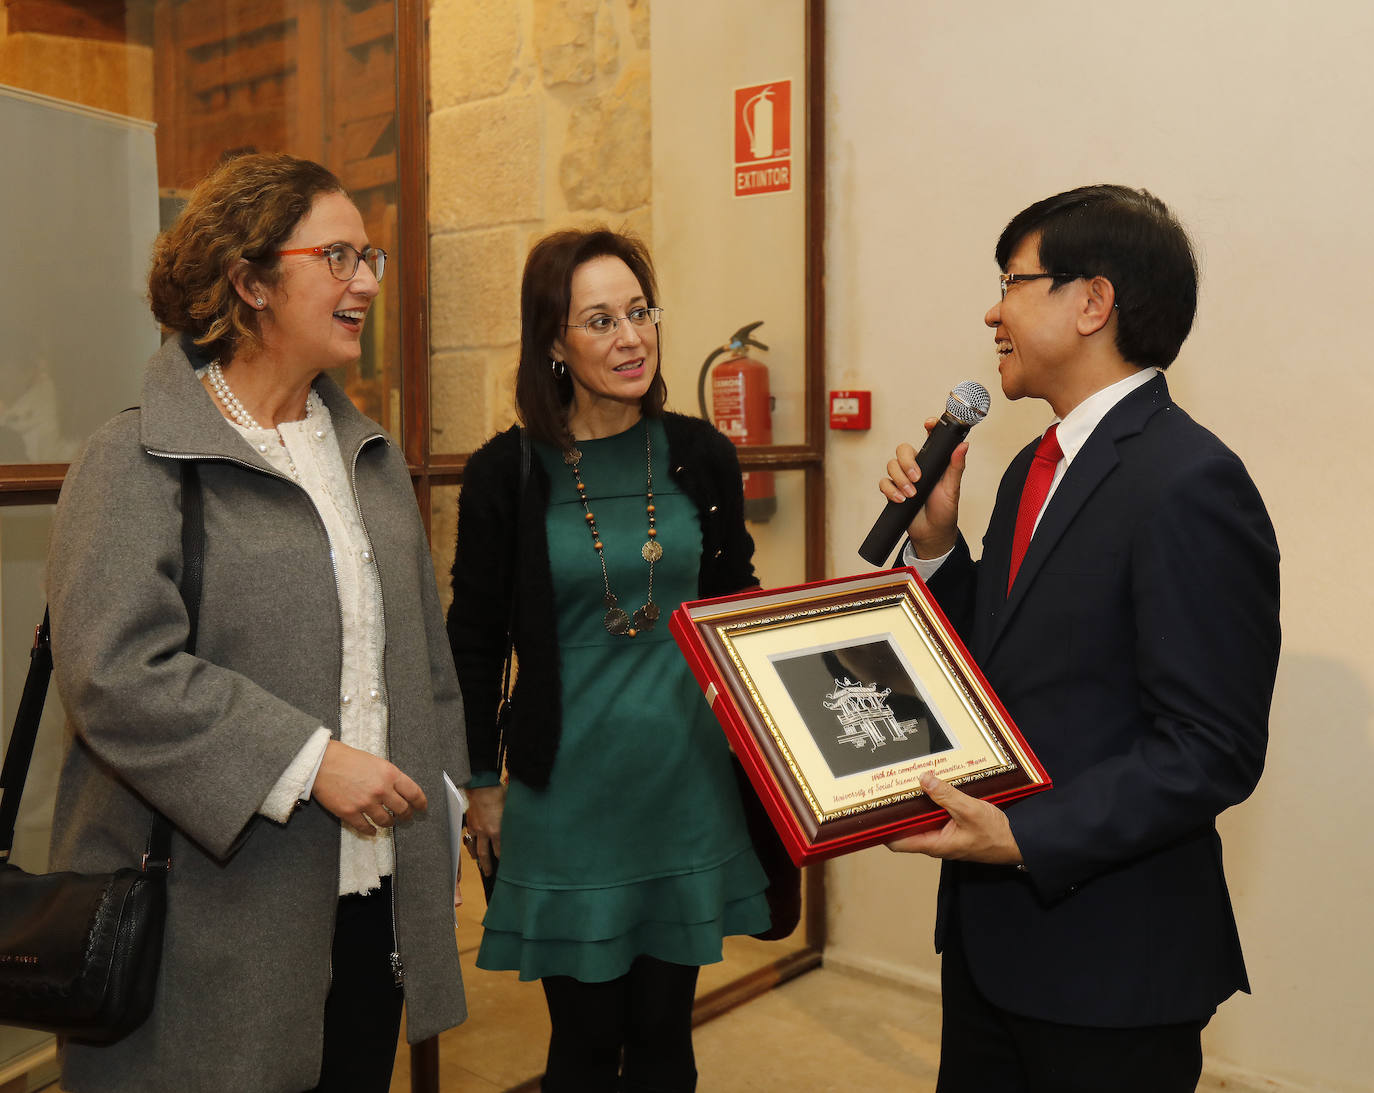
left=151, top=0, right=401, bottom=432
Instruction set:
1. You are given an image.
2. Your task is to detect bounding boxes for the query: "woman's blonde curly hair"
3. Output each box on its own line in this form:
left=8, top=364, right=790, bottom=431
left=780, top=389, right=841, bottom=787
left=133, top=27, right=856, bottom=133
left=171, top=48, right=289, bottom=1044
left=148, top=151, right=345, bottom=363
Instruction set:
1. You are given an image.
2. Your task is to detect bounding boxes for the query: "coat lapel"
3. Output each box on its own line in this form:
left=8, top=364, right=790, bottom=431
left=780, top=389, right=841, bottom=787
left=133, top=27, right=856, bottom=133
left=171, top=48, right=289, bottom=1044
left=986, top=373, right=1172, bottom=656
left=139, top=334, right=385, bottom=471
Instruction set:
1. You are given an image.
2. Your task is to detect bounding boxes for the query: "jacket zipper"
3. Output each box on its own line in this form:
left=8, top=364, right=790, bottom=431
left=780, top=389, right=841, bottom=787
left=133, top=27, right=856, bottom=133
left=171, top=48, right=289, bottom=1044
left=345, top=438, right=404, bottom=986
left=150, top=438, right=394, bottom=988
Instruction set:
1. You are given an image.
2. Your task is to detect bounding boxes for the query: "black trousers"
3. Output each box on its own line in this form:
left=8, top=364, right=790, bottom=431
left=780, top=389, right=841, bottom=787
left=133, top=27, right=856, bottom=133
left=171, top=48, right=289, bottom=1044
left=308, top=878, right=405, bottom=1093
left=540, top=956, right=700, bottom=1092
left=937, top=924, right=1207, bottom=1093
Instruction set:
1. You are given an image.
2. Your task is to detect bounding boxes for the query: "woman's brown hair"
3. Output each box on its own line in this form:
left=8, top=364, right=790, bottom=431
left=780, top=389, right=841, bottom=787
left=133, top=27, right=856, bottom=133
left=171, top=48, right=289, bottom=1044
left=148, top=151, right=344, bottom=363
left=514, top=228, right=666, bottom=447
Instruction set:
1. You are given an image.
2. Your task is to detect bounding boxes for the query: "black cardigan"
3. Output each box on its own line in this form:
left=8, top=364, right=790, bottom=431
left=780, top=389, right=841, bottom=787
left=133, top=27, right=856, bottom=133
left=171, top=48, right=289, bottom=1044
left=446, top=412, right=757, bottom=790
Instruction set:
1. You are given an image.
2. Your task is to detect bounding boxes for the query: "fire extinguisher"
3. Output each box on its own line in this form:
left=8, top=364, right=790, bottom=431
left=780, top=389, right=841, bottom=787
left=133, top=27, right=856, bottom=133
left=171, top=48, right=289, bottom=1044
left=698, top=320, right=777, bottom=523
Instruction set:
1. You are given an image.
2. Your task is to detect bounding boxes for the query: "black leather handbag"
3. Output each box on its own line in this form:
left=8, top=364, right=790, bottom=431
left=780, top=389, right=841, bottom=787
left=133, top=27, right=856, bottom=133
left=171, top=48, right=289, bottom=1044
left=0, top=463, right=202, bottom=1043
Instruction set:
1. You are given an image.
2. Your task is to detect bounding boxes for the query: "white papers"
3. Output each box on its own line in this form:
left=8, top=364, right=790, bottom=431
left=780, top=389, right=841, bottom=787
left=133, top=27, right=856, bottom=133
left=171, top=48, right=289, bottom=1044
left=442, top=772, right=468, bottom=922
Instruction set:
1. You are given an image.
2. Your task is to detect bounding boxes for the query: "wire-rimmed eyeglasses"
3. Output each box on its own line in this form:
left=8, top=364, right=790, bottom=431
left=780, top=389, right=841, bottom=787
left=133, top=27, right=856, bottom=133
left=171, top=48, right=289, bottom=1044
left=561, top=306, right=663, bottom=336
left=999, top=272, right=1084, bottom=299
left=275, top=242, right=387, bottom=282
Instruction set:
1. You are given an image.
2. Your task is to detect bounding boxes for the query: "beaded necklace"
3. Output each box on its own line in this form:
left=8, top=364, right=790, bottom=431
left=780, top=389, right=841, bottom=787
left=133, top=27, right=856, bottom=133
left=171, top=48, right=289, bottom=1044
left=565, top=422, right=661, bottom=638
left=206, top=360, right=315, bottom=481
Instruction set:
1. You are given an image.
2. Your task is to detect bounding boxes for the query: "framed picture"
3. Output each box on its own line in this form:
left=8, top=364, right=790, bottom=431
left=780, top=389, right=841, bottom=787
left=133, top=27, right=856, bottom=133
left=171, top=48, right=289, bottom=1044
left=670, top=569, right=1050, bottom=865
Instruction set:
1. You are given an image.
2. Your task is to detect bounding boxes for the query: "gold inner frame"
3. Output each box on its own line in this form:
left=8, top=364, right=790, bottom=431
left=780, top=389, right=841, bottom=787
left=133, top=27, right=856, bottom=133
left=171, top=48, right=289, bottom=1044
left=695, top=575, right=1034, bottom=827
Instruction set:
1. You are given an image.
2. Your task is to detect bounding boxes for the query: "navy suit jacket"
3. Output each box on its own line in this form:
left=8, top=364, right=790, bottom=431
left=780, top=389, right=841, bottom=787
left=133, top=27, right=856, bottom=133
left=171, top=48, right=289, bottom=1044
left=926, top=373, right=1280, bottom=1028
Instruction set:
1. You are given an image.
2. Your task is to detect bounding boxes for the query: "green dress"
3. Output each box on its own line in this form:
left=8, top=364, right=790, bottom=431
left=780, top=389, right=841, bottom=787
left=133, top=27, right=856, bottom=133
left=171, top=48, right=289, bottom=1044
left=476, top=418, right=770, bottom=982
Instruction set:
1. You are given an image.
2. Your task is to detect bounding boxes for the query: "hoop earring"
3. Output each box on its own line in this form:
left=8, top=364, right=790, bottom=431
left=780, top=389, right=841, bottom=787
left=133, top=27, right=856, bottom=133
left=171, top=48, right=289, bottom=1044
left=550, top=359, right=566, bottom=377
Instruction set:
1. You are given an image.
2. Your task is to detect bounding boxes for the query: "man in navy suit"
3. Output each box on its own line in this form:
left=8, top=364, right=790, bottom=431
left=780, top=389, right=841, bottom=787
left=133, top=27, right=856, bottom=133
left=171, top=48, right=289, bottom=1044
left=879, top=185, right=1281, bottom=1092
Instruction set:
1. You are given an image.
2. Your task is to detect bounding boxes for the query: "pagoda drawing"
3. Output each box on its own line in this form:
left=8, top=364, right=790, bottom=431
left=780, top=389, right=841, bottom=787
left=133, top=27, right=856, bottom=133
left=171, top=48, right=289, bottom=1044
left=823, top=677, right=923, bottom=752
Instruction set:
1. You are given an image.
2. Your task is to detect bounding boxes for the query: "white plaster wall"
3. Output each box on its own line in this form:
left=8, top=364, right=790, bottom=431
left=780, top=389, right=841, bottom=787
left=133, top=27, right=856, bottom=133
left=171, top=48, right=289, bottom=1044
left=651, top=0, right=810, bottom=586
left=823, top=3, right=1374, bottom=1090
left=650, top=0, right=806, bottom=439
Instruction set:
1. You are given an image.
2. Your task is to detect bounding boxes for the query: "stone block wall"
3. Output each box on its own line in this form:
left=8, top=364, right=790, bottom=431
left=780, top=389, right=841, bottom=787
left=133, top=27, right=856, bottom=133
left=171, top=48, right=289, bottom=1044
left=427, top=0, right=652, bottom=455
left=427, top=0, right=653, bottom=587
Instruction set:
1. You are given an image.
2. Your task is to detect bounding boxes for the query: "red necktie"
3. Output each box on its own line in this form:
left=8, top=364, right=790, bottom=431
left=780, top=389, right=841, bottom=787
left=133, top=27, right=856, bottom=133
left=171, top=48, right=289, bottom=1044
left=1007, top=424, right=1062, bottom=595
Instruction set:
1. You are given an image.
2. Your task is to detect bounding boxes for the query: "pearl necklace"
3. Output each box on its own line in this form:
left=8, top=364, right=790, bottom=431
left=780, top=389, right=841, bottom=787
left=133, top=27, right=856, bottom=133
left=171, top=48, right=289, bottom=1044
left=206, top=360, right=264, bottom=428
left=566, top=422, right=661, bottom=638
left=206, top=360, right=315, bottom=481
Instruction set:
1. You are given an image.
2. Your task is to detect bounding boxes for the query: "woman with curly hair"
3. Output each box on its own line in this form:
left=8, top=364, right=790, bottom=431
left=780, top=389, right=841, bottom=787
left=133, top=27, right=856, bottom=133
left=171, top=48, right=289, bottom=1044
left=46, top=151, right=468, bottom=1092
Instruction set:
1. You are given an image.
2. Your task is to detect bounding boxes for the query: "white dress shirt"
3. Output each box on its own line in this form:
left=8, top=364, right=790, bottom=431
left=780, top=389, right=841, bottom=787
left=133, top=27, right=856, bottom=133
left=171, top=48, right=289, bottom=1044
left=903, top=368, right=1159, bottom=578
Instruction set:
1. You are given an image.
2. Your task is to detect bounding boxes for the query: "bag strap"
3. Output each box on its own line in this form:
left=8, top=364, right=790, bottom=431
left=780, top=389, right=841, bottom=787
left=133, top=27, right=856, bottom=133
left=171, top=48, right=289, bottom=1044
left=493, top=428, right=530, bottom=771
left=0, top=461, right=204, bottom=870
left=0, top=612, right=55, bottom=862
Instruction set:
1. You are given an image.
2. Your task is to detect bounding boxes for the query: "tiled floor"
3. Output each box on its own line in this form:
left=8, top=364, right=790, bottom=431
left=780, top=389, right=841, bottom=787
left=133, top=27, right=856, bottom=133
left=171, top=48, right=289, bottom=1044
left=392, top=963, right=943, bottom=1092
left=387, top=896, right=1256, bottom=1093
left=389, top=895, right=942, bottom=1092
left=691, top=967, right=942, bottom=1090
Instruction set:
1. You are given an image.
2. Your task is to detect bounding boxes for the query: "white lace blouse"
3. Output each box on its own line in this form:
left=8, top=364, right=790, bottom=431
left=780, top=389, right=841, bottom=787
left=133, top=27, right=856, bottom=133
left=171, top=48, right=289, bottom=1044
left=211, top=384, right=392, bottom=897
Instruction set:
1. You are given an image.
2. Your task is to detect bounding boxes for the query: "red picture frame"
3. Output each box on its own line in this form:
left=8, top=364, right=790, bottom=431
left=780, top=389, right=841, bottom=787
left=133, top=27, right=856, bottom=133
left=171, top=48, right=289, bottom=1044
left=671, top=569, right=1050, bottom=866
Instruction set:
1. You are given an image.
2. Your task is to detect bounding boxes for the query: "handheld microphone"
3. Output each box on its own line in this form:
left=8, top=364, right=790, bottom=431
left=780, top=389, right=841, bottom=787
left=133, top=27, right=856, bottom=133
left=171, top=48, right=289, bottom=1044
left=858, top=381, right=990, bottom=567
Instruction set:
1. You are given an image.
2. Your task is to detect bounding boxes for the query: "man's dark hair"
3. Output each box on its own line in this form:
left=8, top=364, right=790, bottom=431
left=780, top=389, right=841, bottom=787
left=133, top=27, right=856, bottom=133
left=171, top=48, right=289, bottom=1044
left=995, top=185, right=1198, bottom=369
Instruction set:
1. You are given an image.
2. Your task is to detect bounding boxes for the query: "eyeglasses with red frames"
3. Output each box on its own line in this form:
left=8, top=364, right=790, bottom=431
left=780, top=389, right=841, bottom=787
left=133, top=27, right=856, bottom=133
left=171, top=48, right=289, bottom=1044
left=275, top=242, right=386, bottom=282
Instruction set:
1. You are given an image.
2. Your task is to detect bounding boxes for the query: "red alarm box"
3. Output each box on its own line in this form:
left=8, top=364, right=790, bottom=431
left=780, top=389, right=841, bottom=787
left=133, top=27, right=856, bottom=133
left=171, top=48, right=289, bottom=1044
left=829, top=390, right=871, bottom=430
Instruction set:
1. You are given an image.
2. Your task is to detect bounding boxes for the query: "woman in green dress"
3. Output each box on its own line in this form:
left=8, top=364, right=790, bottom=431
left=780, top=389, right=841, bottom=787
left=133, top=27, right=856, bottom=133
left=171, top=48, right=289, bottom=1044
left=447, top=229, right=777, bottom=1090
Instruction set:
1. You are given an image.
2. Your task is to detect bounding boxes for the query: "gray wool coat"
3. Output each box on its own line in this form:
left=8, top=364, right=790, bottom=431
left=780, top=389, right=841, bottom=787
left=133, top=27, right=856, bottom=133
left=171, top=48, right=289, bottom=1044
left=46, top=337, right=469, bottom=1093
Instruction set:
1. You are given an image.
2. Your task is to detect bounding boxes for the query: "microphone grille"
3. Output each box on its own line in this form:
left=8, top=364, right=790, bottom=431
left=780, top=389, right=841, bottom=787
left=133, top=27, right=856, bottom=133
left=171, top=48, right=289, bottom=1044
left=947, top=381, right=991, bottom=426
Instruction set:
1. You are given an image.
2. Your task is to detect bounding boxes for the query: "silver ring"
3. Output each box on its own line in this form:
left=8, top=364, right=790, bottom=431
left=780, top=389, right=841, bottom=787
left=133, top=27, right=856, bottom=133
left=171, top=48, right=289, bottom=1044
left=382, top=806, right=394, bottom=817
left=462, top=832, right=475, bottom=846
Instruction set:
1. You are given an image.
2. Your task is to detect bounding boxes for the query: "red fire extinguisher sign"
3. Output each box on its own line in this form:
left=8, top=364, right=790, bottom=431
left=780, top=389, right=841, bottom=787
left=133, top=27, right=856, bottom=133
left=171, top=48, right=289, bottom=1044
left=734, top=80, right=792, bottom=197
